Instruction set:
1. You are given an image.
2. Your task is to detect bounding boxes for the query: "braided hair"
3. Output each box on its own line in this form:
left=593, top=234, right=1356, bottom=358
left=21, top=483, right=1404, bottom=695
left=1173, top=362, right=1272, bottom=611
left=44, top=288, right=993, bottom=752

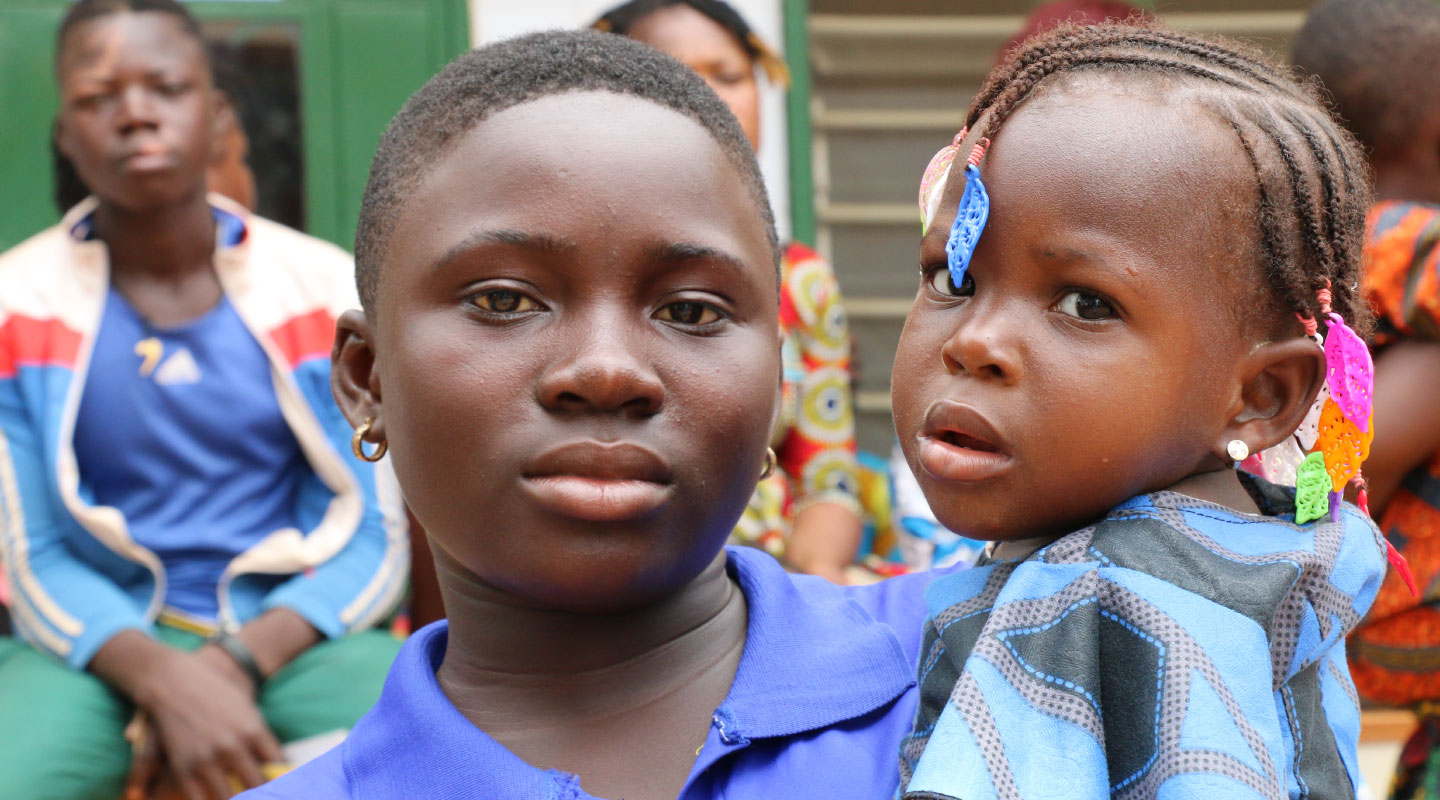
left=963, top=22, right=1372, bottom=337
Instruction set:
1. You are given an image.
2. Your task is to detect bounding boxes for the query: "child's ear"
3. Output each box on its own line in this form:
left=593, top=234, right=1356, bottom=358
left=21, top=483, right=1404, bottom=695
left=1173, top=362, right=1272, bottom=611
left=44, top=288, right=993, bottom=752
left=332, top=309, right=385, bottom=440
left=1222, top=337, right=1325, bottom=458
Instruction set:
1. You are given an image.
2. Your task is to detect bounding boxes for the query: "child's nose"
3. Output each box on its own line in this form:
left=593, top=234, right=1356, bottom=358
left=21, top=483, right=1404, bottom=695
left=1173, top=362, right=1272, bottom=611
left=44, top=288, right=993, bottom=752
left=535, top=321, right=664, bottom=418
left=939, top=302, right=1022, bottom=384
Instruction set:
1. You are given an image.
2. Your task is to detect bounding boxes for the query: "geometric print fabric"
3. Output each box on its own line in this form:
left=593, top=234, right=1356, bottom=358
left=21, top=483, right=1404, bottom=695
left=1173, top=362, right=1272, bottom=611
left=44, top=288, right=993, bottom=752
left=899, top=477, right=1387, bottom=799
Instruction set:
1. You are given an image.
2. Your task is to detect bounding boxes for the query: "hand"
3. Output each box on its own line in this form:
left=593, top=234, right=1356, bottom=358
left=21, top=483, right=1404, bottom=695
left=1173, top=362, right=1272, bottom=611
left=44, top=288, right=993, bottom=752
left=106, top=640, right=281, bottom=800
left=150, top=645, right=283, bottom=798
left=786, top=501, right=864, bottom=584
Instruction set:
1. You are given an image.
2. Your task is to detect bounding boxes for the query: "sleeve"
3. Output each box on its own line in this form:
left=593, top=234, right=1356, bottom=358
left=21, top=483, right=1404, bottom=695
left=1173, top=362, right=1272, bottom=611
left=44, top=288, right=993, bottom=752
left=898, top=553, right=1371, bottom=799
left=0, top=320, right=153, bottom=669
left=773, top=243, right=861, bottom=515
left=256, top=250, right=408, bottom=638
left=1364, top=202, right=1440, bottom=342
left=1348, top=466, right=1440, bottom=707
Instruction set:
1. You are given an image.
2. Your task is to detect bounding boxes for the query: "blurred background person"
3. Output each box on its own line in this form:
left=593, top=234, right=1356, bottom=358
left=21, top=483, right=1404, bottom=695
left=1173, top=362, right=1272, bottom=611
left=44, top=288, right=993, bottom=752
left=0, top=2, right=406, bottom=798
left=1293, top=2, right=1440, bottom=798
left=596, top=0, right=865, bottom=584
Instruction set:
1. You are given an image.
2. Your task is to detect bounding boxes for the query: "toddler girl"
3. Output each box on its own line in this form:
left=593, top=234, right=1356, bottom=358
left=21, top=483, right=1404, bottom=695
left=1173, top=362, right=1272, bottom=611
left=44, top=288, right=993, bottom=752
left=893, top=24, right=1391, bottom=799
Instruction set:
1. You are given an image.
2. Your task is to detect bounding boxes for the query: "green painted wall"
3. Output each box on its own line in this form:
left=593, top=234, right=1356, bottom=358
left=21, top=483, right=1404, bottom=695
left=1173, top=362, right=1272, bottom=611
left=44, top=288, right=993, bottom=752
left=0, top=0, right=469, bottom=252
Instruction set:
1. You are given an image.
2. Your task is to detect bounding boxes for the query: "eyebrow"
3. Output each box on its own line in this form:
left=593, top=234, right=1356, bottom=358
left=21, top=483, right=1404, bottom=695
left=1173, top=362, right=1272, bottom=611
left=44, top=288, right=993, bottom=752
left=647, top=241, right=751, bottom=275
left=433, top=229, right=575, bottom=271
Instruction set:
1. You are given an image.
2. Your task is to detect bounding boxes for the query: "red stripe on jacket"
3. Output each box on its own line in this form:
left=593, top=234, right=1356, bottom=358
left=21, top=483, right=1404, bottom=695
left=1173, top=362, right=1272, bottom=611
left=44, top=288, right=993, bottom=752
left=0, top=316, right=83, bottom=379
left=267, top=309, right=338, bottom=369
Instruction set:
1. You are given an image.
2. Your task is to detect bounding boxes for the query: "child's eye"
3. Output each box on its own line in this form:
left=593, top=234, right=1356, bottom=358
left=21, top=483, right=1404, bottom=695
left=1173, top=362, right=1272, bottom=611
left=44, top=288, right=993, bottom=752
left=1056, top=290, right=1116, bottom=320
left=927, top=267, right=974, bottom=298
left=470, top=289, right=539, bottom=314
left=657, top=301, right=723, bottom=326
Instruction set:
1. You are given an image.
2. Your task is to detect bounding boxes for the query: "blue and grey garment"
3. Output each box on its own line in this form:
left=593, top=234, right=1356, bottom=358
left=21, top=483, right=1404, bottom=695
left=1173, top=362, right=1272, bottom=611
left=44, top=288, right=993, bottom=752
left=898, top=476, right=1387, bottom=800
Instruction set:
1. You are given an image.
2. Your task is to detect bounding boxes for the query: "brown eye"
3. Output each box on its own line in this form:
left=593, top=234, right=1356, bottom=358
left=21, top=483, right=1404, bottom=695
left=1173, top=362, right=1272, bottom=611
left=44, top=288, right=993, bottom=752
left=1056, top=290, right=1115, bottom=320
left=658, top=301, right=721, bottom=326
left=927, top=267, right=973, bottom=297
left=472, top=290, right=537, bottom=314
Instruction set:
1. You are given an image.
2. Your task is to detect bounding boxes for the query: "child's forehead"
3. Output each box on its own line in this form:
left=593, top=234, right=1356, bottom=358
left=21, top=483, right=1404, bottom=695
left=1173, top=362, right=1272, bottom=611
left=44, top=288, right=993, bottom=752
left=943, top=84, right=1254, bottom=236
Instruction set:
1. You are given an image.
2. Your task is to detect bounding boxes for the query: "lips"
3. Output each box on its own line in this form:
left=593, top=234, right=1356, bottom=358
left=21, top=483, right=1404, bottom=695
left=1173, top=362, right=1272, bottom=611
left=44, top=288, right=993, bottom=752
left=118, top=143, right=175, bottom=172
left=521, top=441, right=675, bottom=522
left=917, top=400, right=1013, bottom=483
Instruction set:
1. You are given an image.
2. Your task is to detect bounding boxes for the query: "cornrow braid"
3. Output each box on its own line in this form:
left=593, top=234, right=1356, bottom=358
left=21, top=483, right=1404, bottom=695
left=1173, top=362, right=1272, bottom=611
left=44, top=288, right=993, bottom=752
left=962, top=22, right=1372, bottom=337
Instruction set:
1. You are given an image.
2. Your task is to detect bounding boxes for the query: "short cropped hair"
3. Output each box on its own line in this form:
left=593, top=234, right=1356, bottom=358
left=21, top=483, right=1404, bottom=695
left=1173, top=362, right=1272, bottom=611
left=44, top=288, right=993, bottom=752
left=355, top=29, right=779, bottom=313
left=1292, top=0, right=1440, bottom=159
left=57, top=0, right=206, bottom=68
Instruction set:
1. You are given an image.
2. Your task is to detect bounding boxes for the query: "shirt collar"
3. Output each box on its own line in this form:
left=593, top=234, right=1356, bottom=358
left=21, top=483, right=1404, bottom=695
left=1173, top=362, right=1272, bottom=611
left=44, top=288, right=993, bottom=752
left=343, top=547, right=914, bottom=798
left=64, top=195, right=249, bottom=248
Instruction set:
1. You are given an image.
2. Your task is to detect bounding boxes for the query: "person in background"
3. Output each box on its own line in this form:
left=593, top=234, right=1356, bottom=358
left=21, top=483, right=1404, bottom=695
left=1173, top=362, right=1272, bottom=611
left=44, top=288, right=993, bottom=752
left=1293, top=3, right=1440, bottom=797
left=0, top=2, right=406, bottom=798
left=595, top=0, right=863, bottom=584
left=994, top=0, right=1150, bottom=65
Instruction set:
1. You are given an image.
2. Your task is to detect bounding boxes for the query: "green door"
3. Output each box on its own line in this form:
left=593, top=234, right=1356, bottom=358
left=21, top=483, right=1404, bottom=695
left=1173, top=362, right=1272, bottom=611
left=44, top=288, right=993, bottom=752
left=0, top=0, right=469, bottom=252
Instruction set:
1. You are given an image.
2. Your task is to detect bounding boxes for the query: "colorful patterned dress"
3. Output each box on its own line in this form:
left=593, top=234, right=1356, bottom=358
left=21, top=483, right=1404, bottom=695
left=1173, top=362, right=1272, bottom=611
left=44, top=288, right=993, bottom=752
left=730, top=242, right=861, bottom=558
left=898, top=479, right=1387, bottom=799
left=1347, top=200, right=1440, bottom=799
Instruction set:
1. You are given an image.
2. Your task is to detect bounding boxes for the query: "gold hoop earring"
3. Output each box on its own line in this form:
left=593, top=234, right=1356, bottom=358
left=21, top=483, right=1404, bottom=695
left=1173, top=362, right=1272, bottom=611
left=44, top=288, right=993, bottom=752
left=759, top=447, right=777, bottom=480
left=352, top=417, right=388, bottom=463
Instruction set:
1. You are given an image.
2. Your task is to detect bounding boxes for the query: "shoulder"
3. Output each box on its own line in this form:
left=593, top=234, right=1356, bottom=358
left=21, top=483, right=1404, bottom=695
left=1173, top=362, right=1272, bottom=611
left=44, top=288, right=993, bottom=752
left=245, top=214, right=354, bottom=270
left=227, top=211, right=360, bottom=318
left=239, top=746, right=351, bottom=799
left=0, top=223, right=77, bottom=304
left=1365, top=201, right=1440, bottom=324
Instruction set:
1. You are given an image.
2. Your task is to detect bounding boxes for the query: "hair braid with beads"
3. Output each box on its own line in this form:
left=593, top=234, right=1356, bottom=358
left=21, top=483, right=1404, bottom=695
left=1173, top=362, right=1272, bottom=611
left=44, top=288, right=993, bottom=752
left=963, top=22, right=1372, bottom=336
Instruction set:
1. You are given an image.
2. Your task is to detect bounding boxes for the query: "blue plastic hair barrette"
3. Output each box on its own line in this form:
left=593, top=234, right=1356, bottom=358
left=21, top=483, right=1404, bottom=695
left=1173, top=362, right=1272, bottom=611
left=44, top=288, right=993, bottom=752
left=944, top=139, right=992, bottom=288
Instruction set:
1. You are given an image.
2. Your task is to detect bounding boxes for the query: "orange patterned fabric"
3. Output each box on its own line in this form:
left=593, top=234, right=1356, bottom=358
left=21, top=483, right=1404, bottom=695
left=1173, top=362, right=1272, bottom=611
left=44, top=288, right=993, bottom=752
left=729, top=242, right=860, bottom=556
left=1350, top=201, right=1440, bottom=708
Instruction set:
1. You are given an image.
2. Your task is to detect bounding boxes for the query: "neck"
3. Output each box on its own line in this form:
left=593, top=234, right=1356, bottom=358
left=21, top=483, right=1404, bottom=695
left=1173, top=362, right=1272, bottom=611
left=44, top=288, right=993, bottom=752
left=92, top=190, right=216, bottom=280
left=435, top=547, right=748, bottom=729
left=1372, top=158, right=1440, bottom=207
left=1167, top=465, right=1260, bottom=513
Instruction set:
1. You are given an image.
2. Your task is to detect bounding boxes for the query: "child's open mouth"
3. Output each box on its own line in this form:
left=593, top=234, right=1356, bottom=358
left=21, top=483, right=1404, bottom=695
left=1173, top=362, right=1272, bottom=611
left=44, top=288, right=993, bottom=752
left=918, top=400, right=1013, bottom=483
left=940, top=431, right=1000, bottom=453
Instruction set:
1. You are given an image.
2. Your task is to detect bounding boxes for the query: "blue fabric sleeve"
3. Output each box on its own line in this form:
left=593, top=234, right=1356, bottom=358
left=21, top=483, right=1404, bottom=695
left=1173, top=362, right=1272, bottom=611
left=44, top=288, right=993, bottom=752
left=258, top=361, right=407, bottom=638
left=0, top=368, right=153, bottom=668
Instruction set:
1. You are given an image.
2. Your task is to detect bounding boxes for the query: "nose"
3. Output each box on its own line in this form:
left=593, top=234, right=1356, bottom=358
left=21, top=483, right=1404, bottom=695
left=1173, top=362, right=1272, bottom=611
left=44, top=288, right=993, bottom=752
left=938, top=297, right=1022, bottom=384
left=536, top=315, right=665, bottom=418
left=115, top=84, right=159, bottom=133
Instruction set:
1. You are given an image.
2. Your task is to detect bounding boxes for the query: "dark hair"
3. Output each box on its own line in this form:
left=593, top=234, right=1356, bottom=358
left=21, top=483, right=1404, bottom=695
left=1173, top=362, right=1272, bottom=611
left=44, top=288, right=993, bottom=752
left=56, top=0, right=206, bottom=68
left=355, top=29, right=778, bottom=314
left=593, top=0, right=790, bottom=87
left=1291, top=0, right=1440, bottom=161
left=964, top=22, right=1371, bottom=336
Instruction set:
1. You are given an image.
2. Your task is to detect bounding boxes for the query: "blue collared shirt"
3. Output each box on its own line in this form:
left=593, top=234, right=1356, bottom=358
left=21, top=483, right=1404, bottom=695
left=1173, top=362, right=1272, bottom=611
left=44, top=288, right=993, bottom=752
left=246, top=547, right=945, bottom=798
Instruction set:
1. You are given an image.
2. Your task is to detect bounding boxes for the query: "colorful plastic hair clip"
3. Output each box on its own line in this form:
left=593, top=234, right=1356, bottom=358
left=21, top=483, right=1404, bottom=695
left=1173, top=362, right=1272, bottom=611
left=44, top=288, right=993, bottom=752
left=945, top=138, right=992, bottom=289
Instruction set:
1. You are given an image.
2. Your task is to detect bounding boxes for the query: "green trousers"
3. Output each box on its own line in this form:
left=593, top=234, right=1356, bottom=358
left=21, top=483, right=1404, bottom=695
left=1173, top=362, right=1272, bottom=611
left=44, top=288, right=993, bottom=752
left=0, top=626, right=401, bottom=800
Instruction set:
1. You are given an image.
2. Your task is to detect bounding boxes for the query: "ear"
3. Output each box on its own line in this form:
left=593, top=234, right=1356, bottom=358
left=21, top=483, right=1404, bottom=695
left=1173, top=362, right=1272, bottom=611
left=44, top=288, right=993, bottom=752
left=54, top=116, right=76, bottom=162
left=1220, top=337, right=1325, bottom=459
left=209, top=90, right=237, bottom=162
left=332, top=309, right=385, bottom=442
left=769, top=325, right=785, bottom=435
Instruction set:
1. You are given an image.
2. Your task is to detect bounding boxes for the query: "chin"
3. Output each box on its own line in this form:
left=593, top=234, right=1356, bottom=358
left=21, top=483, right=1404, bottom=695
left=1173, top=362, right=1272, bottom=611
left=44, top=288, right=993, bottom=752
left=490, top=535, right=725, bottom=613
